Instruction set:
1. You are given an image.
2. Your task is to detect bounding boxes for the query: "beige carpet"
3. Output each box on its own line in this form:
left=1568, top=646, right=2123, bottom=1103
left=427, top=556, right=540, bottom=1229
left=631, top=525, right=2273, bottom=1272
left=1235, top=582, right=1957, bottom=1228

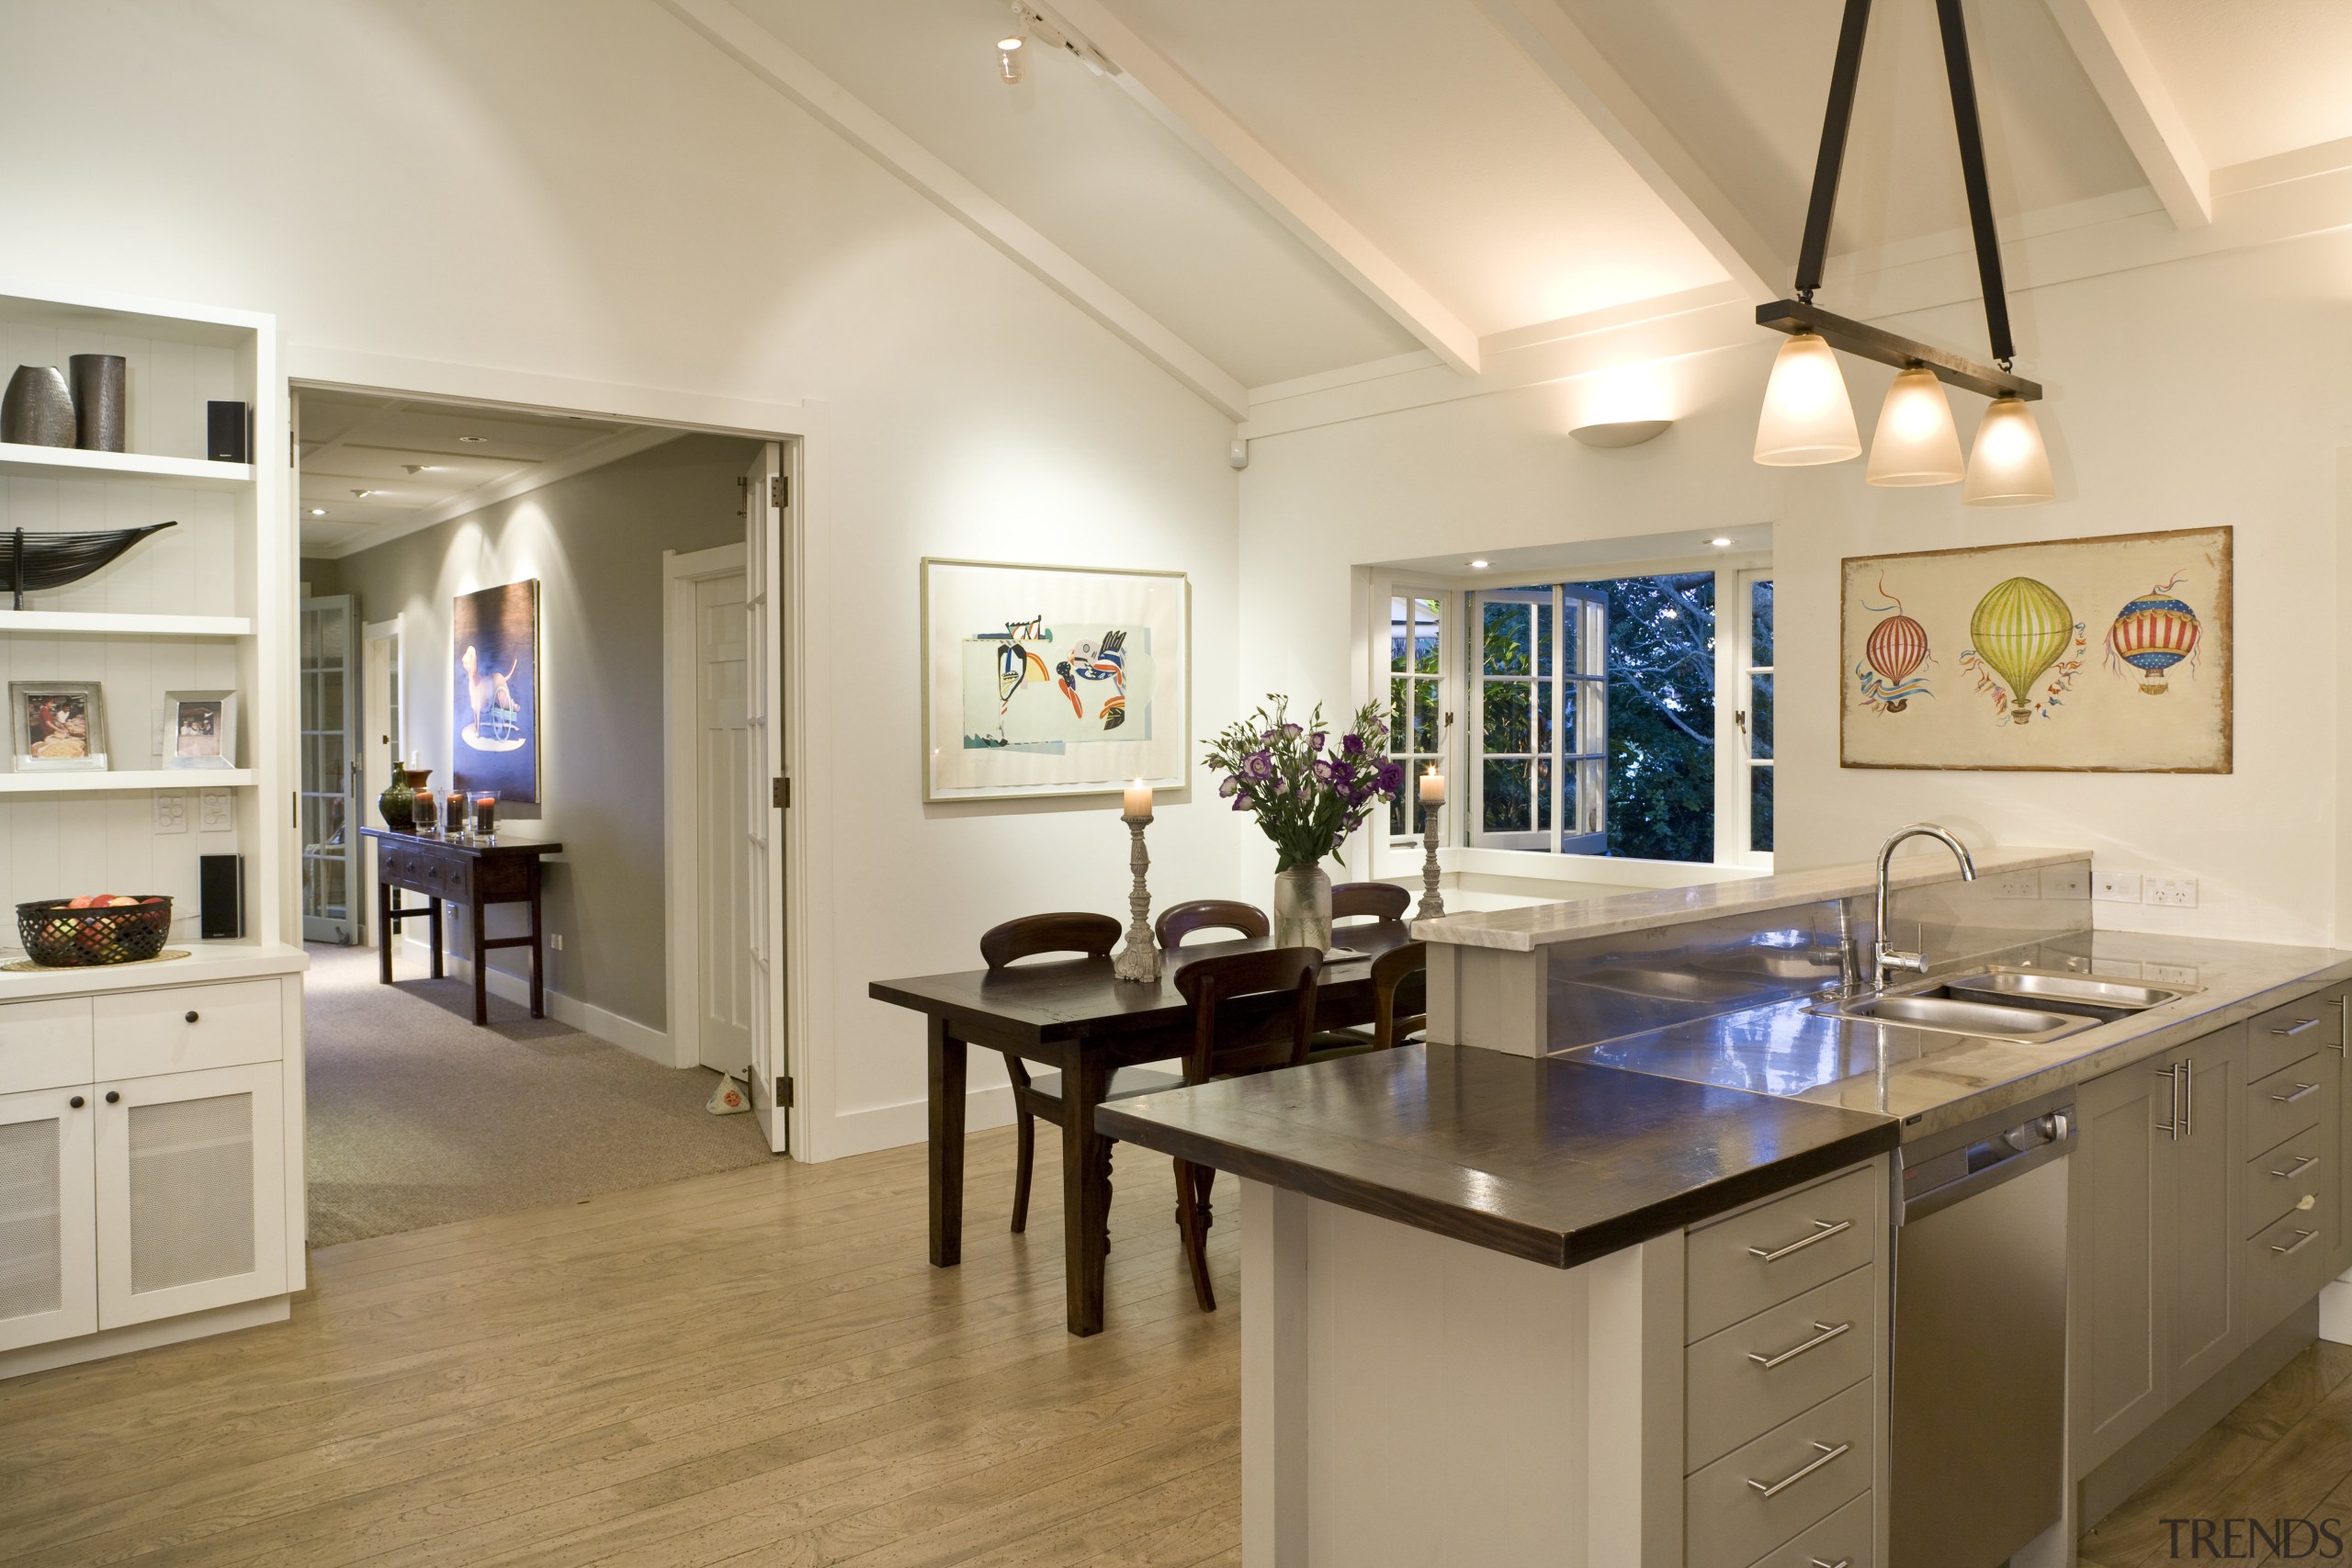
left=302, top=942, right=773, bottom=1247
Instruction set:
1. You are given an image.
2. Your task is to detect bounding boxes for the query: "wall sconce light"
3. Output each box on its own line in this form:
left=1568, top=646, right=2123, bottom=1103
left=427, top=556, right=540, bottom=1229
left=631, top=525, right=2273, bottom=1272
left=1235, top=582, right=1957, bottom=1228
left=1569, top=420, right=1673, bottom=448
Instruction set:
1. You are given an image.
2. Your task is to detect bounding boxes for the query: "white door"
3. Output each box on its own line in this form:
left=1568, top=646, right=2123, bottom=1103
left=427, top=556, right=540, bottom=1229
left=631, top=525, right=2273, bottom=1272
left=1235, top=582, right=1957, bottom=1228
left=94, top=1062, right=286, bottom=1328
left=359, top=619, right=405, bottom=945
left=744, top=445, right=791, bottom=1154
left=0, top=1086, right=97, bottom=1353
left=694, top=571, right=754, bottom=1074
left=299, top=595, right=362, bottom=943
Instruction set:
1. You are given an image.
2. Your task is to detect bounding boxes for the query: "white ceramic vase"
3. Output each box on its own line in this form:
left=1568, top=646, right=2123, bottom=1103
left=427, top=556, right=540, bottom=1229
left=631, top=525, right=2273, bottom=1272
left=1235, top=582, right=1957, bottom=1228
left=1272, top=864, right=1332, bottom=952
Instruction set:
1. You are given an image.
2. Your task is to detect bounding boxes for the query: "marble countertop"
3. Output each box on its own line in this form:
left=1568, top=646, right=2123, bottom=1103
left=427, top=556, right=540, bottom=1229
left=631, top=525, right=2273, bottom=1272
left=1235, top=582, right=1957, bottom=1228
left=0, top=940, right=308, bottom=1001
left=1410, top=846, right=2083, bottom=953
left=1567, top=930, right=2352, bottom=1139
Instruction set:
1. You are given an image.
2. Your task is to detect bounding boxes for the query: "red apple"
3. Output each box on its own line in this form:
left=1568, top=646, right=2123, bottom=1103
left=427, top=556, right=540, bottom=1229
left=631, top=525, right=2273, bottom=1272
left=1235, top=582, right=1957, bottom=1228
left=66, top=895, right=96, bottom=909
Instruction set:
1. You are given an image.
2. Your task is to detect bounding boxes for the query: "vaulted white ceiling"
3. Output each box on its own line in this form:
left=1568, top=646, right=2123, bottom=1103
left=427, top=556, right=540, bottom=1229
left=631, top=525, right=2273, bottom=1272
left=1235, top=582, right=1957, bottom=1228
left=678, top=0, right=2352, bottom=406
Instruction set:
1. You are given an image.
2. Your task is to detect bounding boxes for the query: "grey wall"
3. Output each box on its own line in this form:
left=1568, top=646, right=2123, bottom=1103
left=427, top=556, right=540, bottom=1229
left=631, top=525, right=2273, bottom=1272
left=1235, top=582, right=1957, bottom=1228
left=334, top=432, right=761, bottom=1032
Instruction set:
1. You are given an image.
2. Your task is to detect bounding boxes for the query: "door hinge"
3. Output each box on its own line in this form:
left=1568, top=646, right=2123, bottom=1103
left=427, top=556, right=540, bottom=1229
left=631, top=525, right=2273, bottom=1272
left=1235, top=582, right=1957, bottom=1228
left=778, top=1075, right=794, bottom=1109
left=770, top=474, right=787, bottom=510
left=772, top=776, right=790, bottom=809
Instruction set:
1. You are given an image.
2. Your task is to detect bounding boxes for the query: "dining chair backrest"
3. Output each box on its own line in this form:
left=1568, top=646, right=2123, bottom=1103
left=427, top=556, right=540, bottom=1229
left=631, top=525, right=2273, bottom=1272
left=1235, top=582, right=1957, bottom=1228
left=979, top=911, right=1123, bottom=970
left=1155, top=898, right=1270, bottom=951
left=1173, top=946, right=1325, bottom=1084
left=1369, top=941, right=1428, bottom=1051
left=1330, top=882, right=1410, bottom=924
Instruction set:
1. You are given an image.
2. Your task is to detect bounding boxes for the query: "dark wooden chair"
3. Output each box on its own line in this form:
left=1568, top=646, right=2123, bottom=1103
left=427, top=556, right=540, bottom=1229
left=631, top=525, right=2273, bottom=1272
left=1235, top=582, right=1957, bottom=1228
left=983, top=912, right=1184, bottom=1235
left=1368, top=941, right=1428, bottom=1051
left=1154, top=898, right=1269, bottom=951
left=1169, top=946, right=1325, bottom=1311
left=1330, top=881, right=1410, bottom=924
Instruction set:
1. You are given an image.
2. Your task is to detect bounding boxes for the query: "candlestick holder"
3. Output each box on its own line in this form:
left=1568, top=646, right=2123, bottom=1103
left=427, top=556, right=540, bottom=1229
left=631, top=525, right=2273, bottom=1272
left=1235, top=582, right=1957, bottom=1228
left=1112, top=813, right=1162, bottom=982
left=1417, top=804, right=1446, bottom=920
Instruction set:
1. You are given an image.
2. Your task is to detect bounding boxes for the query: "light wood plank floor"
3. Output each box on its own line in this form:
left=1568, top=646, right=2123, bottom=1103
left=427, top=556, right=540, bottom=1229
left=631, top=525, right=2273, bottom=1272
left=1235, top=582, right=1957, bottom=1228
left=0, top=1127, right=1240, bottom=1568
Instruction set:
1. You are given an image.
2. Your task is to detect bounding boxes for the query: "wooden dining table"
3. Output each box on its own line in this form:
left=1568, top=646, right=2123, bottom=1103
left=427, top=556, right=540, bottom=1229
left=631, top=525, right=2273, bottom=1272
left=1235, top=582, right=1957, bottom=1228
left=868, top=920, right=1415, bottom=1337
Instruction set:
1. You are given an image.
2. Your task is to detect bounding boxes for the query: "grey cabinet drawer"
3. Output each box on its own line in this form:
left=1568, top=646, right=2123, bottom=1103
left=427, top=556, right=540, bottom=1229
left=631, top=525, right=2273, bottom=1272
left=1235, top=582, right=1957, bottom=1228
left=1685, top=1379, right=1872, bottom=1568
left=1686, top=1265, right=1878, bottom=1472
left=2247, top=1052, right=2335, bottom=1157
left=1745, top=1489, right=1874, bottom=1568
left=2249, top=998, right=2342, bottom=1081
left=1688, top=1165, right=1880, bottom=1342
left=2246, top=1125, right=2326, bottom=1240
left=2245, top=1191, right=2333, bottom=1332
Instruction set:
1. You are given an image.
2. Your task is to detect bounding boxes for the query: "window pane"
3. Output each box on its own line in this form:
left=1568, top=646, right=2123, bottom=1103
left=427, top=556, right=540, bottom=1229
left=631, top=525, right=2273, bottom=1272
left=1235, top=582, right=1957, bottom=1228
left=1389, top=676, right=1408, bottom=751
left=1566, top=571, right=1714, bottom=863
left=1535, top=756, right=1552, bottom=832
left=1482, top=602, right=1532, bottom=676
left=1751, top=579, right=1774, bottom=668
left=1535, top=679, right=1553, bottom=752
left=1482, top=680, right=1530, bottom=754
left=1750, top=673, right=1773, bottom=760
left=1482, top=759, right=1531, bottom=833
left=1389, top=792, right=1408, bottom=838
left=1413, top=678, right=1441, bottom=753
left=1390, top=596, right=1408, bottom=673
left=1414, top=598, right=1442, bottom=675
left=1750, top=763, right=1774, bottom=853
left=1535, top=598, right=1552, bottom=678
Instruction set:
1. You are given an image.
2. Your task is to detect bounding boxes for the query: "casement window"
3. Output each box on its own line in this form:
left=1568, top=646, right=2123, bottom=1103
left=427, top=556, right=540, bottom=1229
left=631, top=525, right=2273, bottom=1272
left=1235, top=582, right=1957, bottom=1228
left=1384, top=592, right=1445, bottom=838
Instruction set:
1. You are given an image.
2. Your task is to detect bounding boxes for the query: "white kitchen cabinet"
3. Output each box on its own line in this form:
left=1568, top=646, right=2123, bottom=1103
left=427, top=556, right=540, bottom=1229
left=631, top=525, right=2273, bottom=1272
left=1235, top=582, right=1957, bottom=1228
left=0, top=1086, right=97, bottom=1353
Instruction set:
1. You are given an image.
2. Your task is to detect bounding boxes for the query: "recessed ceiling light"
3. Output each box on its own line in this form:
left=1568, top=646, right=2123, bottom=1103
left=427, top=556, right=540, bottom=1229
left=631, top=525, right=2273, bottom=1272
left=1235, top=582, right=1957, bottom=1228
left=457, top=435, right=489, bottom=444
left=1710, top=536, right=1734, bottom=547
left=1469, top=559, right=1489, bottom=570
left=350, top=489, right=378, bottom=498
left=309, top=508, right=326, bottom=517
left=402, top=464, right=447, bottom=475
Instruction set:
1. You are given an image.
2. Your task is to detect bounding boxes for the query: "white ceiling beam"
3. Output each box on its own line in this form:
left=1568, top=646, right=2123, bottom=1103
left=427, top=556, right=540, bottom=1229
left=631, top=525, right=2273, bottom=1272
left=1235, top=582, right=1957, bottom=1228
left=1468, top=0, right=1783, bottom=302
left=656, top=0, right=1250, bottom=420
left=1036, top=0, right=1483, bottom=376
left=2042, top=0, right=2211, bottom=229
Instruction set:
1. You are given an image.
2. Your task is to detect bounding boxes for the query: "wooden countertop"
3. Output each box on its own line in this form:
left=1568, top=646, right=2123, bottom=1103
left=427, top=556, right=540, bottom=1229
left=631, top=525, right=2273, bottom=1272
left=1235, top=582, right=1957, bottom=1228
left=1094, top=1043, right=1896, bottom=1269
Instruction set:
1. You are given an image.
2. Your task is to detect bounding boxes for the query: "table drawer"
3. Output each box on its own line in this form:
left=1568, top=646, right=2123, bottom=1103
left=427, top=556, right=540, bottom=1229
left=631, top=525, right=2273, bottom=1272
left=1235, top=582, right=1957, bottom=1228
left=93, top=980, right=284, bottom=1078
left=1686, top=1265, right=1878, bottom=1473
left=2247, top=1052, right=2335, bottom=1156
left=1746, top=1489, right=1874, bottom=1568
left=2250, top=997, right=2343, bottom=1081
left=2246, top=1126, right=2327, bottom=1240
left=1685, top=1379, right=1873, bottom=1568
left=2246, top=1190, right=2334, bottom=1332
left=0, top=997, right=95, bottom=1094
left=1688, top=1165, right=1880, bottom=1342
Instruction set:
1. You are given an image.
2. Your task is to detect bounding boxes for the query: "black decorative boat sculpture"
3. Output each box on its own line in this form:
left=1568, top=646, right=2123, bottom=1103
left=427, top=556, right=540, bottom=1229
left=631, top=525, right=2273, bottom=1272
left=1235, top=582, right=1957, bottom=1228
left=1, top=522, right=177, bottom=610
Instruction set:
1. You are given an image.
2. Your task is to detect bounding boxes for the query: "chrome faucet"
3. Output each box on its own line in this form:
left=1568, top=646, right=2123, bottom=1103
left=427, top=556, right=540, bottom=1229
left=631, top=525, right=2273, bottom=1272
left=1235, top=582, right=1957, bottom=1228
left=1872, top=823, right=1977, bottom=989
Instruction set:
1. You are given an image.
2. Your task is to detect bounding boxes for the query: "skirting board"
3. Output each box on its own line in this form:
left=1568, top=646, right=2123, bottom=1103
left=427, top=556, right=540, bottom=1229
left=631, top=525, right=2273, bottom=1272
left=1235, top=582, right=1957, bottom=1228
left=2323, top=1276, right=2352, bottom=1344
left=0, top=1295, right=290, bottom=1382
left=815, top=1054, right=1186, bottom=1163
left=398, top=934, right=670, bottom=1065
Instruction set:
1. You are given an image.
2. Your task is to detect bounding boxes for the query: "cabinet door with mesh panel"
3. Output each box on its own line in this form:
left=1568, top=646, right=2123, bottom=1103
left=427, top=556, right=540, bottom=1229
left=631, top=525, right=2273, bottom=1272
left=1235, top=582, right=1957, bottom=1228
left=94, top=1063, right=284, bottom=1328
left=0, top=1086, right=96, bottom=1352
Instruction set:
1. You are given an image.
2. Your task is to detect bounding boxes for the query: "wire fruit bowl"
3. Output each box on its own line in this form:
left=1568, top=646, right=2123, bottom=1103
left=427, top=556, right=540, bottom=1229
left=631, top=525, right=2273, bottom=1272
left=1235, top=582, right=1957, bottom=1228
left=16, top=897, right=173, bottom=966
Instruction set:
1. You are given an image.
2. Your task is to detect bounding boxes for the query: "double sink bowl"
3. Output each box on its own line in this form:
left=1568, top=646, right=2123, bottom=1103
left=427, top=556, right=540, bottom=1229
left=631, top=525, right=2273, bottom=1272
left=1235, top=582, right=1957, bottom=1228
left=1807, top=967, right=2198, bottom=1043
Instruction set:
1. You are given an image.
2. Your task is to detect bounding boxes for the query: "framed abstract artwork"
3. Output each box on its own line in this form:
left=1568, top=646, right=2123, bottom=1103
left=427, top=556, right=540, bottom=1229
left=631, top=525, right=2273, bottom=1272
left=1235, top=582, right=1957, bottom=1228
left=1841, top=526, right=2231, bottom=773
left=451, top=579, right=541, bottom=804
left=921, top=558, right=1191, bottom=803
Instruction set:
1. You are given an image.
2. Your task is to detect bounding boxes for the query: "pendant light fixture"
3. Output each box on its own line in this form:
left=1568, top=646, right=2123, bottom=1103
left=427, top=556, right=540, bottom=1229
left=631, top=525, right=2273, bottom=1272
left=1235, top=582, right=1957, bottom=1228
left=1753, top=0, right=2052, bottom=506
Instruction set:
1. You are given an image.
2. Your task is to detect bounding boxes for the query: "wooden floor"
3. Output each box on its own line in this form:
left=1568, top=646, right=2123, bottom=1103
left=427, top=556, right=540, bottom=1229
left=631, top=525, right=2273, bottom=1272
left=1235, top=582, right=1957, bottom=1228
left=0, top=1127, right=1240, bottom=1568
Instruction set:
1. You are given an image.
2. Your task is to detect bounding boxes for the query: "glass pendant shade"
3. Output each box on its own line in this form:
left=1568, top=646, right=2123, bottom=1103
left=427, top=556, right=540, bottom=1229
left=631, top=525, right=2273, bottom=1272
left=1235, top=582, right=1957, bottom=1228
left=1962, top=396, right=2055, bottom=506
left=1865, top=367, right=1964, bottom=486
left=1753, top=333, right=1860, bottom=466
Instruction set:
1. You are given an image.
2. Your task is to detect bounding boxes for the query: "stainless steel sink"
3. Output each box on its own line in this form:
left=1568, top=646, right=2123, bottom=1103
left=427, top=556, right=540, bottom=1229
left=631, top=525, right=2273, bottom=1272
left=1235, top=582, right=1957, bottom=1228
left=1815, top=992, right=2098, bottom=1043
left=1939, top=968, right=2196, bottom=1012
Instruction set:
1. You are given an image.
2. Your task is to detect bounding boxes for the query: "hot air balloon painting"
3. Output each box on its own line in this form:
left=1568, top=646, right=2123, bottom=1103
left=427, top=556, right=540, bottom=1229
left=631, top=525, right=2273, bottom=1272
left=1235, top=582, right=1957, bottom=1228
left=1962, top=576, right=2086, bottom=726
left=2107, top=573, right=2201, bottom=695
left=1856, top=577, right=1931, bottom=713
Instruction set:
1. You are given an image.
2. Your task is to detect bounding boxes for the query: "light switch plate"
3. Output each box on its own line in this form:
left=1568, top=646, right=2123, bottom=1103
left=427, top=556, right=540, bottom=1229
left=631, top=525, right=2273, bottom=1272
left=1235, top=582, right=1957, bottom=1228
left=198, top=789, right=232, bottom=831
left=2094, top=870, right=2142, bottom=904
left=154, top=792, right=187, bottom=834
left=2144, top=876, right=2199, bottom=908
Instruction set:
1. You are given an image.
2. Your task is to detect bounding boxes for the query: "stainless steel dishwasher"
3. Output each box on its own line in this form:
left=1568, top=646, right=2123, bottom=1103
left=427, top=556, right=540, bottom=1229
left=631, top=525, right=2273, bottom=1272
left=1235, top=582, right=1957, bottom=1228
left=1890, top=1091, right=2075, bottom=1568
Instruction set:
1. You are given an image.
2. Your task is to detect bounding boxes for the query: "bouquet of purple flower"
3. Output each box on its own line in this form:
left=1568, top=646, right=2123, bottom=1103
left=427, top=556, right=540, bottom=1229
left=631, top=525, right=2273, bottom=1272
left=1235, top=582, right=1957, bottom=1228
left=1204, top=696, right=1407, bottom=873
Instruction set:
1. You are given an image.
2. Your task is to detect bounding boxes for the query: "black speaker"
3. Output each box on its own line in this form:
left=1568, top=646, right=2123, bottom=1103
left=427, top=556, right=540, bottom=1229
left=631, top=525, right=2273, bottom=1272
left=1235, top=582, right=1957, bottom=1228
left=206, top=400, right=249, bottom=463
left=198, top=854, right=244, bottom=939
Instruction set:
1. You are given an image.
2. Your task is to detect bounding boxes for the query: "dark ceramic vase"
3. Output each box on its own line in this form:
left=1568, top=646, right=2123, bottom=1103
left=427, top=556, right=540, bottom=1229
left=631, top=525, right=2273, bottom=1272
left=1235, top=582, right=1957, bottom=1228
left=69, top=355, right=126, bottom=453
left=378, top=742, right=415, bottom=830
left=0, top=366, right=75, bottom=447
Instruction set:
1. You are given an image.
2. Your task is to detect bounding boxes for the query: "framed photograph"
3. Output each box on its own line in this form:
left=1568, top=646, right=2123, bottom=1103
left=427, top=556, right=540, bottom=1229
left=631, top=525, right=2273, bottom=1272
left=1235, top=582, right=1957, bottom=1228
left=10, top=681, right=107, bottom=773
left=1841, top=526, right=2232, bottom=773
left=451, top=579, right=540, bottom=804
left=163, top=690, right=239, bottom=770
left=922, top=558, right=1191, bottom=803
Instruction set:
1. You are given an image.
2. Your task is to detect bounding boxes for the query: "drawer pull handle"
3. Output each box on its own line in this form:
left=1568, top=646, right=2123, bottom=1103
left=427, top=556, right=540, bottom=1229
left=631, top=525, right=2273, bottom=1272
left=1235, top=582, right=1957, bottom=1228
left=184, top=1010, right=199, bottom=1024
left=2271, top=1155, right=2322, bottom=1179
left=1747, top=1441, right=1850, bottom=1499
left=2271, top=1082, right=2321, bottom=1105
left=1748, top=1320, right=1853, bottom=1370
left=1748, top=1219, right=1851, bottom=1262
left=68, top=1095, right=84, bottom=1110
left=2274, top=1228, right=2321, bottom=1256
left=2272, top=1017, right=2322, bottom=1037
left=104, top=1090, right=119, bottom=1104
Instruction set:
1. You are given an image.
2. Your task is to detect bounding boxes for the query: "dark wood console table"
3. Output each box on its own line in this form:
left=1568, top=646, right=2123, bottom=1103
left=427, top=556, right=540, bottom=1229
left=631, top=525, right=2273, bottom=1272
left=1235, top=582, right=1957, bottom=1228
left=362, top=828, right=563, bottom=1026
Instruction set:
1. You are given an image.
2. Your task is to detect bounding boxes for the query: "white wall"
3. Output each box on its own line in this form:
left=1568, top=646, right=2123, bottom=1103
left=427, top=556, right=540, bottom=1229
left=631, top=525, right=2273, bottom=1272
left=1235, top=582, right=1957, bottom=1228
left=0, top=0, right=1245, bottom=1160
left=1242, top=231, right=2352, bottom=947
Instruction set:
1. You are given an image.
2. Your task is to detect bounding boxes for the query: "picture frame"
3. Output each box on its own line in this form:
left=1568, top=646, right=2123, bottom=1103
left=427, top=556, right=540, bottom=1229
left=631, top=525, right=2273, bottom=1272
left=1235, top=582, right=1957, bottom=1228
left=921, top=558, right=1192, bottom=804
left=450, top=579, right=541, bottom=805
left=163, top=689, right=239, bottom=771
left=10, top=680, right=108, bottom=773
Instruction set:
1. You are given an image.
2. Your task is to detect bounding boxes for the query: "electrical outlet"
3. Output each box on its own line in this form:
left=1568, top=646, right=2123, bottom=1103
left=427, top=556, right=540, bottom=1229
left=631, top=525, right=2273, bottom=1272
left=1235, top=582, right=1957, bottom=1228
left=2094, top=870, right=2142, bottom=904
left=549, top=933, right=564, bottom=952
left=198, top=789, right=232, bottom=831
left=2041, top=865, right=2087, bottom=900
left=2144, top=876, right=2199, bottom=909
left=1995, top=874, right=2039, bottom=900
left=2146, top=963, right=2200, bottom=986
left=154, top=793, right=187, bottom=833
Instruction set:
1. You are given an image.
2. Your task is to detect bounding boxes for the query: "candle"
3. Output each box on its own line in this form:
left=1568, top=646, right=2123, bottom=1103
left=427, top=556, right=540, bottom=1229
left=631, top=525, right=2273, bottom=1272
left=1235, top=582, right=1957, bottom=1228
left=444, top=789, right=466, bottom=835
left=473, top=792, right=498, bottom=836
left=1419, top=768, right=1446, bottom=807
left=1123, top=779, right=1154, bottom=820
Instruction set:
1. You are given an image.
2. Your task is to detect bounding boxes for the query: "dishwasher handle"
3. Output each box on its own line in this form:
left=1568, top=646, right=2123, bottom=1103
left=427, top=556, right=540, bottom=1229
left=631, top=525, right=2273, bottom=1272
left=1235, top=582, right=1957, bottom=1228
left=1903, top=1107, right=2076, bottom=1224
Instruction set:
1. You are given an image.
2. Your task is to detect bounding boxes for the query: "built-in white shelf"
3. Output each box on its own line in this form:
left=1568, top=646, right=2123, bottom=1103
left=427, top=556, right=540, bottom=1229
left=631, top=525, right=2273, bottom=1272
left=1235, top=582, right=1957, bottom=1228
left=0, top=768, right=254, bottom=795
left=0, top=443, right=253, bottom=491
left=0, top=610, right=252, bottom=637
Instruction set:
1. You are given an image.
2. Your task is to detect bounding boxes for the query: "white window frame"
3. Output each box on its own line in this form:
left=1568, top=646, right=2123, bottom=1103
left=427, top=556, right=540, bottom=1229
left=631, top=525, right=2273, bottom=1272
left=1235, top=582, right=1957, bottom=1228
left=1717, top=568, right=1775, bottom=870
left=1464, top=587, right=1608, bottom=854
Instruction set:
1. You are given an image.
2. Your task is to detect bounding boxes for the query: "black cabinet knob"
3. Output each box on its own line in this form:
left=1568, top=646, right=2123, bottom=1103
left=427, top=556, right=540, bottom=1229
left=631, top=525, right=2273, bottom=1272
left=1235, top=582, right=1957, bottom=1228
left=185, top=1010, right=199, bottom=1023
left=68, top=1095, right=85, bottom=1109
left=104, top=1090, right=120, bottom=1104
